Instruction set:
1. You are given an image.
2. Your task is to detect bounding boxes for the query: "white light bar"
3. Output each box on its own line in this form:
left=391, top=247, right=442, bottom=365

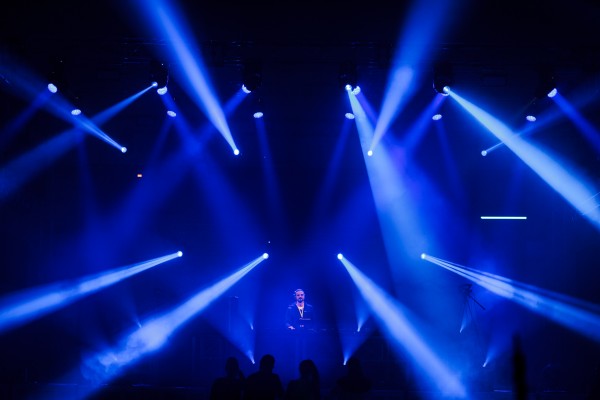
left=480, top=216, right=527, bottom=220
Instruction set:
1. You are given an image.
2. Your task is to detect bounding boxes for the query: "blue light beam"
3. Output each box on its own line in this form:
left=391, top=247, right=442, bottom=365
left=552, top=92, right=600, bottom=155
left=402, top=95, right=447, bottom=155
left=0, top=90, right=53, bottom=148
left=0, top=61, right=144, bottom=152
left=81, top=253, right=267, bottom=386
left=0, top=86, right=153, bottom=201
left=448, top=89, right=600, bottom=229
left=0, top=251, right=182, bottom=333
left=0, top=128, right=82, bottom=201
left=339, top=255, right=467, bottom=399
left=254, top=115, right=286, bottom=228
left=370, top=0, right=458, bottom=151
left=136, top=0, right=238, bottom=153
left=73, top=113, right=126, bottom=152
left=422, top=254, right=600, bottom=344
left=347, top=91, right=429, bottom=263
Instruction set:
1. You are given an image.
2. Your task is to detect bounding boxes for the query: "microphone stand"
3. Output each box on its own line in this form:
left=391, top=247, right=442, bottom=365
left=465, top=285, right=486, bottom=310
left=460, top=283, right=487, bottom=388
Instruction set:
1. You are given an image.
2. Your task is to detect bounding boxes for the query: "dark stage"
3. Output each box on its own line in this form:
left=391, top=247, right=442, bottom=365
left=2, top=0, right=600, bottom=399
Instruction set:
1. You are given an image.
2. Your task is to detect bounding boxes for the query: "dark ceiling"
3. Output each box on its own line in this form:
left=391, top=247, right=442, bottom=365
left=1, top=0, right=600, bottom=395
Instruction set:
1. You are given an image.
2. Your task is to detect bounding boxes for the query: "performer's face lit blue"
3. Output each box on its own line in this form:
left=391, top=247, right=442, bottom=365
left=295, top=291, right=305, bottom=304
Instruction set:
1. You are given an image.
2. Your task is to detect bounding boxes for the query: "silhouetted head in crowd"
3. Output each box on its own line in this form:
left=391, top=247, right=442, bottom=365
left=346, top=356, right=363, bottom=376
left=299, top=359, right=319, bottom=380
left=260, top=354, right=276, bottom=372
left=225, top=356, right=241, bottom=377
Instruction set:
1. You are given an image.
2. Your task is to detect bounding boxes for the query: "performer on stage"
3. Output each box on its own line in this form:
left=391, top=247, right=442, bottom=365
left=284, top=289, right=317, bottom=370
left=285, top=289, right=314, bottom=330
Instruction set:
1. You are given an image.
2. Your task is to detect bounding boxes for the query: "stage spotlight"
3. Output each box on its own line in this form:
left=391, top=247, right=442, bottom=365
left=432, top=113, right=442, bottom=121
left=481, top=150, right=488, bottom=156
left=121, top=147, right=127, bottom=153
left=535, top=68, right=556, bottom=99
left=242, top=61, right=262, bottom=93
left=337, top=253, right=343, bottom=260
left=150, top=60, right=169, bottom=95
left=262, top=253, right=269, bottom=259
left=433, top=62, right=453, bottom=95
left=352, top=86, right=361, bottom=95
left=345, top=112, right=355, bottom=120
left=177, top=251, right=183, bottom=257
left=67, top=92, right=83, bottom=115
left=162, top=91, right=178, bottom=117
left=367, top=150, right=373, bottom=157
left=47, top=56, right=66, bottom=93
left=339, top=61, right=358, bottom=91
left=253, top=111, right=263, bottom=119
left=420, top=253, right=426, bottom=260
left=233, top=149, right=240, bottom=156
left=524, top=99, right=540, bottom=122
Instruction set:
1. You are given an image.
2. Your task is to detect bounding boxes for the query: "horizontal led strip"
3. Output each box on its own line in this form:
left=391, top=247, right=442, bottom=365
left=480, top=216, right=527, bottom=220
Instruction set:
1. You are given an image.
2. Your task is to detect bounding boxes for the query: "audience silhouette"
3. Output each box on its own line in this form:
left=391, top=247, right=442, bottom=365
left=512, top=334, right=527, bottom=400
left=329, top=356, right=372, bottom=399
left=587, top=363, right=600, bottom=400
left=244, top=354, right=285, bottom=400
left=285, top=359, right=321, bottom=400
left=210, top=356, right=245, bottom=400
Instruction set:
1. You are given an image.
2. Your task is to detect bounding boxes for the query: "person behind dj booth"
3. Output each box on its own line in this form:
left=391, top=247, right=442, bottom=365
left=285, top=289, right=315, bottom=330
